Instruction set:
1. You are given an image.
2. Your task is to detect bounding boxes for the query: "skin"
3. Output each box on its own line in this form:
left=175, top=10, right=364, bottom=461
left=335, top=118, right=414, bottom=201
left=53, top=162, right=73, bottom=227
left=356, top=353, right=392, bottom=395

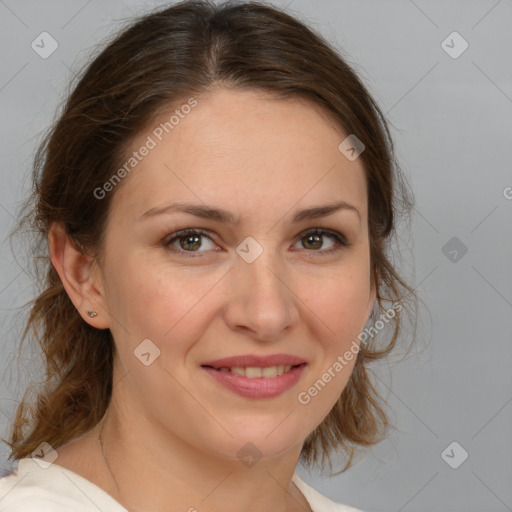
left=50, top=87, right=376, bottom=512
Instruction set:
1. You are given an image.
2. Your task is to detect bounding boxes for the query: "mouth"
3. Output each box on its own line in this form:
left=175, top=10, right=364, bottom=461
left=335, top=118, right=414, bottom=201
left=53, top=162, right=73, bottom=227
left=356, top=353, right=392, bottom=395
left=201, top=363, right=306, bottom=378
left=200, top=354, right=308, bottom=399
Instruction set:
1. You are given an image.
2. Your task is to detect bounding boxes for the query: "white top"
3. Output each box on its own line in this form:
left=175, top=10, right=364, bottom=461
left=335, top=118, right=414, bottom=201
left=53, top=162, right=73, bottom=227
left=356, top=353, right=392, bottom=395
left=0, top=457, right=364, bottom=512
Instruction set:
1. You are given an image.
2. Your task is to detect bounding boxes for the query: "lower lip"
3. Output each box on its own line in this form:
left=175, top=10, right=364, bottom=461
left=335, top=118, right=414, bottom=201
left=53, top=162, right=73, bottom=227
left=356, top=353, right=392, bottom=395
left=202, top=365, right=307, bottom=399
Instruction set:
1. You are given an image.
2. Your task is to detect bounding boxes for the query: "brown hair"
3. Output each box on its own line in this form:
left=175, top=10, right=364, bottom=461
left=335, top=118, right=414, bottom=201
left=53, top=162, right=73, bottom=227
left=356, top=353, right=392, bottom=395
left=5, top=0, right=417, bottom=473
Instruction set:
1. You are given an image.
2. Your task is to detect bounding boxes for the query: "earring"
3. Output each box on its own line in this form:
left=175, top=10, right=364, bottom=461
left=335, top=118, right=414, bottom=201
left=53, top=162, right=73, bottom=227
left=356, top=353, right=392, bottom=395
left=86, top=310, right=98, bottom=318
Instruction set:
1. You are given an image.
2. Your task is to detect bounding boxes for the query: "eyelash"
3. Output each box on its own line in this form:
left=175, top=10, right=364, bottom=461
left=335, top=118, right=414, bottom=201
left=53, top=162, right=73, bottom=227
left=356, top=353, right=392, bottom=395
left=162, top=228, right=348, bottom=258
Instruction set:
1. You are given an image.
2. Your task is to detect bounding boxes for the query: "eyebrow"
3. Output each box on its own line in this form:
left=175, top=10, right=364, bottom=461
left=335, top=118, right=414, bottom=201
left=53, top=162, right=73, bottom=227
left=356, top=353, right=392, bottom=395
left=139, top=199, right=360, bottom=224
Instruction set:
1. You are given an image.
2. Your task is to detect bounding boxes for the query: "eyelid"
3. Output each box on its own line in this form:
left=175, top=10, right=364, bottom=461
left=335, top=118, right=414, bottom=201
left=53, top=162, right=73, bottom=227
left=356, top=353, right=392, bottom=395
left=298, top=227, right=348, bottom=245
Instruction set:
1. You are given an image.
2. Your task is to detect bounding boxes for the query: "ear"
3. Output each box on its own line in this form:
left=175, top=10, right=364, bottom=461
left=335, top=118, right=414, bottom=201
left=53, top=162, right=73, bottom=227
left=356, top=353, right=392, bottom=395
left=48, top=222, right=110, bottom=329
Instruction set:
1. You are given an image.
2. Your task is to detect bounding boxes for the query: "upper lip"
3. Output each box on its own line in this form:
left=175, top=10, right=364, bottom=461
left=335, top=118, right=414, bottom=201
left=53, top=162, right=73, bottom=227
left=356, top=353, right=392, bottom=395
left=201, top=353, right=307, bottom=369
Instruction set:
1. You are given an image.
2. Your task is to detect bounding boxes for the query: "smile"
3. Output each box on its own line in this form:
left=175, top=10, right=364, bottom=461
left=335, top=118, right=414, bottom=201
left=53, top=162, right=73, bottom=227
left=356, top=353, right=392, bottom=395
left=200, top=354, right=308, bottom=399
left=211, top=365, right=296, bottom=378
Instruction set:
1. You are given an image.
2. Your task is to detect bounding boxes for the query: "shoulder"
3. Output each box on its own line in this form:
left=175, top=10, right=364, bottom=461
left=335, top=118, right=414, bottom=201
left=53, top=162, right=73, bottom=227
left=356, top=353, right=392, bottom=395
left=292, top=473, right=365, bottom=512
left=0, top=458, right=127, bottom=512
left=0, top=459, right=69, bottom=512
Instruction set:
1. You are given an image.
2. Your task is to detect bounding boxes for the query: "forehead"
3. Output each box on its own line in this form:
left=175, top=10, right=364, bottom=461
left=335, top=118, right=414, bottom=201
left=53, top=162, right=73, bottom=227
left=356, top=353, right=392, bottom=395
left=109, top=88, right=368, bottom=225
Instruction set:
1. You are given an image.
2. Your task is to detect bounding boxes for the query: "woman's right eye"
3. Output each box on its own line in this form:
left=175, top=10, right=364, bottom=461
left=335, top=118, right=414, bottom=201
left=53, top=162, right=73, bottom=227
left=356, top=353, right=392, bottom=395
left=163, top=229, right=218, bottom=257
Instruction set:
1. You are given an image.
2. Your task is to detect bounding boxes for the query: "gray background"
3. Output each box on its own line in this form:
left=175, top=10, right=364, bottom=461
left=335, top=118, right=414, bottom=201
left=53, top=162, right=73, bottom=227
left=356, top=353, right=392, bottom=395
left=0, top=1, right=511, bottom=511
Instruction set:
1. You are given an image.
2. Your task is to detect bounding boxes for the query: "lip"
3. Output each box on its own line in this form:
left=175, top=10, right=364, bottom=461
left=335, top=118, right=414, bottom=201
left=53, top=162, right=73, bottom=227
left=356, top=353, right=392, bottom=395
left=201, top=353, right=307, bottom=368
left=202, top=365, right=307, bottom=399
left=201, top=353, right=308, bottom=399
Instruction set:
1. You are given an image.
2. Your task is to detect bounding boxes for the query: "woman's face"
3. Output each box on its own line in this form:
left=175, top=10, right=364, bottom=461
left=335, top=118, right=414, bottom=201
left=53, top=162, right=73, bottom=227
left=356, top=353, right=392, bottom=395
left=96, top=87, right=375, bottom=461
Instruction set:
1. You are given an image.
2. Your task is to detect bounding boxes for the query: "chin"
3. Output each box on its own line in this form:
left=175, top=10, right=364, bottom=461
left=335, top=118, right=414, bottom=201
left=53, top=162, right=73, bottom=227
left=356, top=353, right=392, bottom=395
left=200, top=417, right=307, bottom=463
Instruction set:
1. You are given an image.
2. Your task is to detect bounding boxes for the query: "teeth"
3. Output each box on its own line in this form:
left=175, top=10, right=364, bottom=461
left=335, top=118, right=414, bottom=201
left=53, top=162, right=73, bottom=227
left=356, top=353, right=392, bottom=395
left=245, top=367, right=262, bottom=378
left=262, top=366, right=277, bottom=378
left=231, top=367, right=247, bottom=377
left=224, top=365, right=293, bottom=378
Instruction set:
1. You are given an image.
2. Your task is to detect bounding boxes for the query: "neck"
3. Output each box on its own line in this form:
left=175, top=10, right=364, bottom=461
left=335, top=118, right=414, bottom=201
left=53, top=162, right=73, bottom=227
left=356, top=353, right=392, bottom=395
left=93, top=401, right=311, bottom=512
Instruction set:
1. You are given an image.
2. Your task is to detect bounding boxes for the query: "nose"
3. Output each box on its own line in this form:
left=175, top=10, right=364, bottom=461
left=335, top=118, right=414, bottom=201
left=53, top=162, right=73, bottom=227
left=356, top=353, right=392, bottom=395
left=222, top=249, right=299, bottom=342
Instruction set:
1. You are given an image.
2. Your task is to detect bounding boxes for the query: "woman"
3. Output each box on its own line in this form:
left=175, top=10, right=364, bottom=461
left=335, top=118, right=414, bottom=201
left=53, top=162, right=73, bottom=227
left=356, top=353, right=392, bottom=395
left=0, top=1, right=416, bottom=511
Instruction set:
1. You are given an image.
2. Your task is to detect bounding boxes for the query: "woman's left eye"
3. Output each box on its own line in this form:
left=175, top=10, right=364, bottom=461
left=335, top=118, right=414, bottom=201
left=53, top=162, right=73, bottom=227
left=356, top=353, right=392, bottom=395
left=292, top=228, right=348, bottom=255
left=162, top=228, right=347, bottom=258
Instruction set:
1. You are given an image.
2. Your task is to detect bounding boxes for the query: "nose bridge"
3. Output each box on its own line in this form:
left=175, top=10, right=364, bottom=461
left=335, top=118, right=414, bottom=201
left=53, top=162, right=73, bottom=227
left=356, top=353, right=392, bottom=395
left=225, top=237, right=298, bottom=339
left=240, top=239, right=288, bottom=303
left=246, top=252, right=284, bottom=298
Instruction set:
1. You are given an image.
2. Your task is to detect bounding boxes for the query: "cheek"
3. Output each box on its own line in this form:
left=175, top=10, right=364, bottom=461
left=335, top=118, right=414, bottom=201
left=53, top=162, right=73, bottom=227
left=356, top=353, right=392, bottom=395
left=298, top=267, right=371, bottom=345
left=105, top=264, right=172, bottom=333
left=104, top=256, right=223, bottom=351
